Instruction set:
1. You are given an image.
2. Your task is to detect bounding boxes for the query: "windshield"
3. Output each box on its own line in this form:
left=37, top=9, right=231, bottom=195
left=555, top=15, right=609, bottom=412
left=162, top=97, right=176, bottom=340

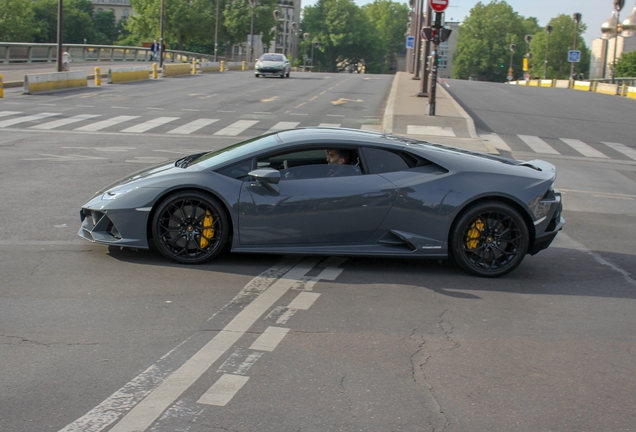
left=260, top=54, right=285, bottom=62
left=190, top=133, right=281, bottom=169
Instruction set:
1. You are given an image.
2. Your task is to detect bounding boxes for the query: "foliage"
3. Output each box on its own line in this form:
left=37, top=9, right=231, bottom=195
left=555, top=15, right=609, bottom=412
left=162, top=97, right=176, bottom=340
left=528, top=14, right=589, bottom=80
left=93, top=10, right=119, bottom=45
left=302, top=0, right=381, bottom=73
left=362, top=0, right=409, bottom=73
left=32, top=0, right=97, bottom=43
left=0, top=0, right=37, bottom=42
left=453, top=1, right=527, bottom=82
left=615, top=51, right=636, bottom=77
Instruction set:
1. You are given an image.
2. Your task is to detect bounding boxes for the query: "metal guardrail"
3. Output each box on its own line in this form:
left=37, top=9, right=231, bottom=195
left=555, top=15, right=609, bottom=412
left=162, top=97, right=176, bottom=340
left=0, top=42, right=222, bottom=64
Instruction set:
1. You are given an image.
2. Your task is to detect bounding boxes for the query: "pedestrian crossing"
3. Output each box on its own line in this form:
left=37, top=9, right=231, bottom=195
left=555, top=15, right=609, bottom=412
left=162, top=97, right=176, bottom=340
left=1, top=110, right=635, bottom=162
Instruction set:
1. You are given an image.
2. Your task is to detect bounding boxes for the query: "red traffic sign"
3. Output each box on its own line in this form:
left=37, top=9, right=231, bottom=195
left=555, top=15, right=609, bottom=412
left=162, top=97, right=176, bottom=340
left=430, top=0, right=449, bottom=12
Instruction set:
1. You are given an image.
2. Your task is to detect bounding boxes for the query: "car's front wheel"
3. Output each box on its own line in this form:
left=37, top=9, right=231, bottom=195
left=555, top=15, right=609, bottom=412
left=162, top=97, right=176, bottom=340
left=255, top=73, right=260, bottom=78
left=152, top=191, right=228, bottom=264
left=451, top=202, right=529, bottom=277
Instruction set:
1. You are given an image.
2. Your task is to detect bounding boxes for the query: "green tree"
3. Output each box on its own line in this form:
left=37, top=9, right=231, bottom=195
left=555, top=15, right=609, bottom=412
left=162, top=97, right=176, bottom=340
left=615, top=51, right=636, bottom=77
left=221, top=0, right=277, bottom=59
left=33, top=0, right=97, bottom=43
left=362, top=0, right=409, bottom=73
left=302, top=0, right=380, bottom=73
left=93, top=10, right=118, bottom=45
left=0, top=0, right=37, bottom=41
left=529, top=14, right=589, bottom=79
left=453, top=0, right=526, bottom=82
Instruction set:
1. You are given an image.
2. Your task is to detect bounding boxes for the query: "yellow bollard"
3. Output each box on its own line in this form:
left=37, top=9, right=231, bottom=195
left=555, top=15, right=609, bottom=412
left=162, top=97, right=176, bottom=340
left=192, top=59, right=197, bottom=74
left=220, top=60, right=225, bottom=72
left=94, top=67, right=101, bottom=86
left=242, top=60, right=246, bottom=71
left=0, top=74, right=3, bottom=98
left=152, top=63, right=158, bottom=79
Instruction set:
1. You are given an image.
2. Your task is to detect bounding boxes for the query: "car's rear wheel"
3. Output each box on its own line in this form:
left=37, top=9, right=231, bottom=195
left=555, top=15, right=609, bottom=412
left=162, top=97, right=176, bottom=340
left=451, top=202, right=529, bottom=277
left=255, top=73, right=260, bottom=78
left=152, top=191, right=228, bottom=264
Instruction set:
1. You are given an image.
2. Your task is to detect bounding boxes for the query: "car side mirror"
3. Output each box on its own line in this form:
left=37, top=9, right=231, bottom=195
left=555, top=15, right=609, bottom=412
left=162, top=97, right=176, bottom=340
left=249, top=168, right=281, bottom=184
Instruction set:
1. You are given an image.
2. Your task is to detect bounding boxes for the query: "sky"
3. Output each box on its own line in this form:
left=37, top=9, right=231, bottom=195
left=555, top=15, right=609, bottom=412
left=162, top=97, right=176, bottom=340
left=300, top=0, right=630, bottom=49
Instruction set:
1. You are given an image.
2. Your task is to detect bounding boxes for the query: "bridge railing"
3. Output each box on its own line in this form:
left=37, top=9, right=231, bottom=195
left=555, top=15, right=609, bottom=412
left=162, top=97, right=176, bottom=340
left=0, top=42, right=222, bottom=64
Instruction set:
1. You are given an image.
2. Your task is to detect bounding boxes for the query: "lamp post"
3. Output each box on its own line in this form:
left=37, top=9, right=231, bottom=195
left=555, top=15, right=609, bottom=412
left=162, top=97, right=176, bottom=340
left=159, top=0, right=165, bottom=67
left=311, top=41, right=319, bottom=71
left=56, top=0, right=63, bottom=72
left=303, top=32, right=309, bottom=71
left=524, top=34, right=532, bottom=78
left=214, top=0, right=219, bottom=61
left=570, top=13, right=582, bottom=81
left=602, top=0, right=636, bottom=83
left=249, top=0, right=257, bottom=62
left=272, top=10, right=280, bottom=53
left=290, top=22, right=297, bottom=64
left=508, top=43, right=516, bottom=81
left=543, top=24, right=553, bottom=79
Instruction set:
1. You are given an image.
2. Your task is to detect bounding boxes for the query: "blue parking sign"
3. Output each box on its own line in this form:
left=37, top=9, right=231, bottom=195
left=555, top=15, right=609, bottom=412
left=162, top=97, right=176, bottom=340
left=406, top=36, right=415, bottom=49
left=568, top=50, right=581, bottom=63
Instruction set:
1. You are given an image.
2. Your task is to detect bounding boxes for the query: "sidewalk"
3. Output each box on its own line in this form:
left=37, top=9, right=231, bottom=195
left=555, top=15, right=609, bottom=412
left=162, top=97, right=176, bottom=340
left=384, top=71, right=495, bottom=154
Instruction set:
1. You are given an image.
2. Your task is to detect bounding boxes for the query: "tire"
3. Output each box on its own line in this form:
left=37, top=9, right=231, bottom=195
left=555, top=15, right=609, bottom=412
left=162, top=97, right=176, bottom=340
left=255, top=74, right=259, bottom=78
left=152, top=191, right=228, bottom=264
left=451, top=202, right=529, bottom=277
left=286, top=71, right=290, bottom=78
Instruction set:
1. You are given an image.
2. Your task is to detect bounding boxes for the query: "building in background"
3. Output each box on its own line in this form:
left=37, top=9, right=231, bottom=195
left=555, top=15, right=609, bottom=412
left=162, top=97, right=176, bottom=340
left=92, top=0, right=131, bottom=22
left=589, top=37, right=636, bottom=79
left=436, top=20, right=459, bottom=78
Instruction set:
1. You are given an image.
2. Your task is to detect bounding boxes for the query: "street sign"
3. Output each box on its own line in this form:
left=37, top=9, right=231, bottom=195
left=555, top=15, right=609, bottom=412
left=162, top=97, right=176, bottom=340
left=431, top=0, right=449, bottom=12
left=406, top=36, right=415, bottom=49
left=568, top=50, right=581, bottom=63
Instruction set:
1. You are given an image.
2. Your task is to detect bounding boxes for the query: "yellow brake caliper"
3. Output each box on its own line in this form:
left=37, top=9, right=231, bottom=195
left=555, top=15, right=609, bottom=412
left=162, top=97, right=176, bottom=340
left=199, top=210, right=215, bottom=248
left=466, top=218, right=484, bottom=250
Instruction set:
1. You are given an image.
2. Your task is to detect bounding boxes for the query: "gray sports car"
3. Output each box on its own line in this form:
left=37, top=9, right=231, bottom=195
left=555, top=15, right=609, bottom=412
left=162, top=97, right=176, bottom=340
left=79, top=128, right=564, bottom=277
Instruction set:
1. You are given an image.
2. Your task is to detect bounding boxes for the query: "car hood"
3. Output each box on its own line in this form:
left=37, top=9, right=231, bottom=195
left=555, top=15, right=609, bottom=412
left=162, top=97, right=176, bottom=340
left=94, top=159, right=191, bottom=196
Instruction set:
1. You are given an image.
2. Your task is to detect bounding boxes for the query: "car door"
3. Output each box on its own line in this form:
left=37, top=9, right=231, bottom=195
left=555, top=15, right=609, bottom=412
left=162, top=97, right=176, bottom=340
left=237, top=148, right=398, bottom=245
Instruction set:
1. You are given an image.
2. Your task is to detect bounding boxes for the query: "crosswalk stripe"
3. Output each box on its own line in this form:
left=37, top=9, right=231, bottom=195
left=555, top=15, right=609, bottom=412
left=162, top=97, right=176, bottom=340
left=319, top=123, right=341, bottom=128
left=30, top=114, right=101, bottom=130
left=0, top=112, right=58, bottom=128
left=0, top=111, right=21, bottom=118
left=74, top=115, right=140, bottom=132
left=214, top=120, right=259, bottom=136
left=267, top=121, right=300, bottom=133
left=517, top=135, right=560, bottom=155
left=480, top=133, right=512, bottom=152
left=603, top=142, right=636, bottom=161
left=167, top=118, right=219, bottom=135
left=120, top=117, right=180, bottom=133
left=407, top=125, right=456, bottom=137
left=560, top=138, right=609, bottom=159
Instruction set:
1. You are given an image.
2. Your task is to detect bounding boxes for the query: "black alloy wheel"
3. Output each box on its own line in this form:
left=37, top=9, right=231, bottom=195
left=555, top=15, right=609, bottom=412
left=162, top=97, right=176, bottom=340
left=152, top=191, right=228, bottom=264
left=451, top=202, right=529, bottom=277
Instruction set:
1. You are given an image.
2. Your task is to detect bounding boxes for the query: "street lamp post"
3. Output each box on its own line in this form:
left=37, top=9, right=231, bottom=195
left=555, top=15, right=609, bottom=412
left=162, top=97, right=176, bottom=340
left=543, top=24, right=553, bottom=79
left=311, top=41, right=319, bottom=71
left=273, top=10, right=280, bottom=53
left=290, top=22, right=297, bottom=64
left=508, top=43, right=516, bottom=81
left=249, top=0, right=257, bottom=62
left=570, top=13, right=582, bottom=81
left=303, top=32, right=309, bottom=71
left=214, top=0, right=219, bottom=61
left=524, top=34, right=532, bottom=79
left=159, top=0, right=165, bottom=67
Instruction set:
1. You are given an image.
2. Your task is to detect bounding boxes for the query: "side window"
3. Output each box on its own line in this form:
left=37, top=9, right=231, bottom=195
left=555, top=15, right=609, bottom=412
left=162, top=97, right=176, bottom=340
left=256, top=148, right=362, bottom=180
left=216, top=159, right=253, bottom=180
left=363, top=148, right=411, bottom=174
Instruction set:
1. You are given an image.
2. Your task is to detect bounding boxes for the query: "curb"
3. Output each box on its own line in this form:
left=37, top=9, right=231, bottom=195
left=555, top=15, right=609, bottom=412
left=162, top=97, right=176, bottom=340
left=382, top=73, right=399, bottom=134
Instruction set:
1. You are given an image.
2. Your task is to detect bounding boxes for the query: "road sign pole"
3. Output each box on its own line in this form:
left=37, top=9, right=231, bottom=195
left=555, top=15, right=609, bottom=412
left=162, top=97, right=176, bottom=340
left=427, top=11, right=443, bottom=116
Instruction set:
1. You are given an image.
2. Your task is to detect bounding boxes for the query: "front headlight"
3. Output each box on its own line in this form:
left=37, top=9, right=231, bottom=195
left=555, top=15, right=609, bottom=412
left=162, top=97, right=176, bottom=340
left=102, top=189, right=132, bottom=200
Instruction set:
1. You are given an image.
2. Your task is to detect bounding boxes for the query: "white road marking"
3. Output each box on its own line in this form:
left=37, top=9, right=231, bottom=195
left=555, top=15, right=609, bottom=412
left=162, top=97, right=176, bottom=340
left=480, top=133, right=512, bottom=152
left=107, top=257, right=319, bottom=432
left=518, top=135, right=560, bottom=154
left=603, top=142, right=636, bottom=161
left=407, top=125, right=456, bottom=137
left=167, top=118, right=219, bottom=135
left=249, top=326, right=290, bottom=352
left=560, top=138, right=609, bottom=158
left=319, top=123, right=341, bottom=127
left=266, top=121, right=300, bottom=133
left=120, top=117, right=179, bottom=133
left=218, top=349, right=263, bottom=375
left=197, top=374, right=250, bottom=406
left=287, top=292, right=321, bottom=310
left=0, top=111, right=21, bottom=118
left=214, top=120, right=259, bottom=136
left=74, top=115, right=140, bottom=131
left=30, top=114, right=101, bottom=130
left=0, top=112, right=58, bottom=128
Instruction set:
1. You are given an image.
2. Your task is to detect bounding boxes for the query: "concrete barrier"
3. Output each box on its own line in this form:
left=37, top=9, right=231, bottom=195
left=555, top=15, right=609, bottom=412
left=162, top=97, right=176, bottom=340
left=626, top=86, right=636, bottom=99
left=108, top=65, right=150, bottom=84
left=539, top=79, right=553, bottom=87
left=528, top=80, right=539, bottom=87
left=24, top=71, right=87, bottom=94
left=595, top=82, right=619, bottom=95
left=516, top=80, right=527, bottom=86
left=226, top=62, right=244, bottom=71
left=572, top=80, right=591, bottom=91
left=162, top=63, right=192, bottom=77
left=199, top=62, right=221, bottom=73
left=554, top=80, right=570, bottom=88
